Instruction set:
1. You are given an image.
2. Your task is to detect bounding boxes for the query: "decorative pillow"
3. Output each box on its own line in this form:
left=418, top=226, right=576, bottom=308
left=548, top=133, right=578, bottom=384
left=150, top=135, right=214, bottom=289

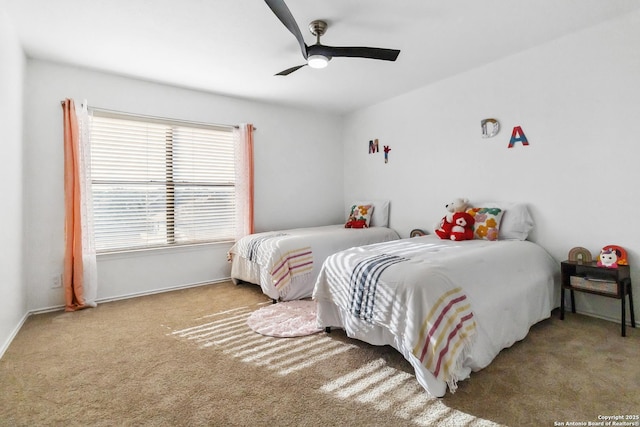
left=473, top=202, right=534, bottom=240
left=466, top=207, right=503, bottom=241
left=345, top=204, right=374, bottom=228
left=349, top=200, right=389, bottom=227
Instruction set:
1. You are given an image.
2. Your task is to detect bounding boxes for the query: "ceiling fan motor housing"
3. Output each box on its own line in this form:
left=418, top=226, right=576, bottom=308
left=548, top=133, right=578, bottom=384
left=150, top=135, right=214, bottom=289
left=309, top=20, right=327, bottom=37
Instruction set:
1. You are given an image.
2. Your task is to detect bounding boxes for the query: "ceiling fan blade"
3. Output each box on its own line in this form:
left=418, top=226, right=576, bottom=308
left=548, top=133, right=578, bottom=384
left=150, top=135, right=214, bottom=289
left=275, top=64, right=307, bottom=76
left=312, top=45, right=400, bottom=62
left=264, top=0, right=308, bottom=59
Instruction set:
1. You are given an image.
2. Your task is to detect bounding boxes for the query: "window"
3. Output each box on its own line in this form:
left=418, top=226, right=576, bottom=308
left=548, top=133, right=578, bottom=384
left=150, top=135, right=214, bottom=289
left=89, top=110, right=236, bottom=253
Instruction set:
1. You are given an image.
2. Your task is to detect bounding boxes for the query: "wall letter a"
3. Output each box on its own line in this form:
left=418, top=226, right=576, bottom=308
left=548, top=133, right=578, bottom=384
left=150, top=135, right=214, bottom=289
left=508, top=126, right=529, bottom=148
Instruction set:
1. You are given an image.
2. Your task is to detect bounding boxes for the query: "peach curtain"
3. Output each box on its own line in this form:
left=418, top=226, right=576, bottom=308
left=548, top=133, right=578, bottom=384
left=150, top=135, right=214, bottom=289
left=62, top=99, right=97, bottom=311
left=234, top=124, right=254, bottom=240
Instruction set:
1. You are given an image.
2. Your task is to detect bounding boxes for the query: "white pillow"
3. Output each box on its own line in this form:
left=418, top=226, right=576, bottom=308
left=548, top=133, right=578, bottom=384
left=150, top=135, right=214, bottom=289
left=348, top=200, right=390, bottom=227
left=472, top=201, right=534, bottom=240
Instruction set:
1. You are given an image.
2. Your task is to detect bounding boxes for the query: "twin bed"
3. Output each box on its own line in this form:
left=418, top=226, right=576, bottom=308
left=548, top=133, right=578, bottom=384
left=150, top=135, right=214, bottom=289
left=228, top=201, right=399, bottom=301
left=229, top=201, right=559, bottom=397
left=313, top=234, right=557, bottom=397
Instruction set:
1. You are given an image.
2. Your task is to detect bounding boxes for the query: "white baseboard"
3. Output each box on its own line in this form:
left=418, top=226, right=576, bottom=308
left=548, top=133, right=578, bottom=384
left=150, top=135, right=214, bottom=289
left=28, top=278, right=231, bottom=316
left=0, top=311, right=30, bottom=360
left=567, top=307, right=637, bottom=328
left=94, top=278, right=230, bottom=305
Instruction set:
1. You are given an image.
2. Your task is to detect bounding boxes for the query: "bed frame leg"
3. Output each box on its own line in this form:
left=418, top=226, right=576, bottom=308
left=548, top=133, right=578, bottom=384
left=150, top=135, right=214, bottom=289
left=325, top=327, right=331, bottom=333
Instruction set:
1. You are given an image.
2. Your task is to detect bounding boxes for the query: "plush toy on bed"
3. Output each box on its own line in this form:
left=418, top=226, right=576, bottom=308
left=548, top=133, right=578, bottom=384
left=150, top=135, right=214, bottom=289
left=449, top=211, right=475, bottom=241
left=435, top=198, right=470, bottom=240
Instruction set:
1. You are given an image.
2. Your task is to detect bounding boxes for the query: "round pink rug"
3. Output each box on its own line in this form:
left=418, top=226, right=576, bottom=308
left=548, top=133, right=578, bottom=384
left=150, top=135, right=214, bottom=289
left=247, top=300, right=322, bottom=337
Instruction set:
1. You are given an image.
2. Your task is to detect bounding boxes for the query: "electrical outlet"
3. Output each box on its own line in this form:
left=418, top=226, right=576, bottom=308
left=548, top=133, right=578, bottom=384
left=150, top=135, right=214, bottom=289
left=51, top=274, right=62, bottom=289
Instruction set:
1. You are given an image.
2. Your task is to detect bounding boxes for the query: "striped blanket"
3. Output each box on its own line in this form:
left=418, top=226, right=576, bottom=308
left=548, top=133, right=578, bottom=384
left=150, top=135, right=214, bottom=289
left=229, top=232, right=313, bottom=297
left=349, top=254, right=408, bottom=322
left=411, top=286, right=475, bottom=390
left=318, top=239, right=477, bottom=393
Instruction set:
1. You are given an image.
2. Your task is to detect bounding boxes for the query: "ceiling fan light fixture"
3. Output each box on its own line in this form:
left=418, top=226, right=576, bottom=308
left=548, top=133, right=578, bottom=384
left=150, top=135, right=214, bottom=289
left=307, top=54, right=329, bottom=69
left=266, top=1, right=400, bottom=76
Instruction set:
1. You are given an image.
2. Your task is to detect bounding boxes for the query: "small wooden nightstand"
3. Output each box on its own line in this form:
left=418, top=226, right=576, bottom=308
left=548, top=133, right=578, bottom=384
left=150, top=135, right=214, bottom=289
left=560, top=260, right=636, bottom=337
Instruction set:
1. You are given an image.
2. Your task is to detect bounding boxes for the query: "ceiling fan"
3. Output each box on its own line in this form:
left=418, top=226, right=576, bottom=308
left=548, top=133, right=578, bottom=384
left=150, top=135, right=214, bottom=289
left=264, top=0, right=401, bottom=76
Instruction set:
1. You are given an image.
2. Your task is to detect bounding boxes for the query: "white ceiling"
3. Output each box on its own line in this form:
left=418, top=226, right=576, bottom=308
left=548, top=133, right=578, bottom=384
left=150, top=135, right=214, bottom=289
left=4, top=0, right=640, bottom=114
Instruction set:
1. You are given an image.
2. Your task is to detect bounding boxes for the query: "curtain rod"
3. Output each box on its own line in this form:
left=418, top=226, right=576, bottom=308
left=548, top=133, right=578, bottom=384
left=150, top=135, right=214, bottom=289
left=60, top=100, right=256, bottom=130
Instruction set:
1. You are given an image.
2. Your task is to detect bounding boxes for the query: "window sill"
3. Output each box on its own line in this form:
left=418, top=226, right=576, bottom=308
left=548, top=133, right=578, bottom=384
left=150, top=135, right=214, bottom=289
left=96, top=240, right=234, bottom=260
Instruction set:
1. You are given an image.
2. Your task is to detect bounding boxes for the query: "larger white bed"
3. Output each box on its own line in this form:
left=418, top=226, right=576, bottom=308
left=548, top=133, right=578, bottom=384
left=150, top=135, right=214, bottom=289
left=313, top=234, right=559, bottom=397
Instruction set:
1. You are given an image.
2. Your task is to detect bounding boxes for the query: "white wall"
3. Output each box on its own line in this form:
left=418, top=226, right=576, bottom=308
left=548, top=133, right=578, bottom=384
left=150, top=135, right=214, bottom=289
left=24, top=60, right=344, bottom=310
left=0, top=8, right=26, bottom=356
left=343, top=10, right=640, bottom=325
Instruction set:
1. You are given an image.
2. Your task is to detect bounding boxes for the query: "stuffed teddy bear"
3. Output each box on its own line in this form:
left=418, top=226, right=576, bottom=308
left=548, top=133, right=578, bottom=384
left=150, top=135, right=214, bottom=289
left=435, top=198, right=470, bottom=240
left=449, top=211, right=475, bottom=241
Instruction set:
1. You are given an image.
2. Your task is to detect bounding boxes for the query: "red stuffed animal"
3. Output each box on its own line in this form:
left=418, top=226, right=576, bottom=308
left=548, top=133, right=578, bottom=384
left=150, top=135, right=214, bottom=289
left=449, top=212, right=475, bottom=241
left=435, top=198, right=470, bottom=240
left=435, top=217, right=454, bottom=239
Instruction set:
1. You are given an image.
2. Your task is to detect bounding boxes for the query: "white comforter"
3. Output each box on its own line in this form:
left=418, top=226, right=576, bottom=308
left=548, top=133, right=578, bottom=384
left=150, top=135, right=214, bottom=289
left=313, top=235, right=558, bottom=397
left=228, top=225, right=400, bottom=301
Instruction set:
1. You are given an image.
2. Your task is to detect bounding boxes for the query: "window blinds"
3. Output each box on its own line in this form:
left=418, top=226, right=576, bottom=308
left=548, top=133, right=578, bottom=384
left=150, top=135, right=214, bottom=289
left=89, top=111, right=236, bottom=252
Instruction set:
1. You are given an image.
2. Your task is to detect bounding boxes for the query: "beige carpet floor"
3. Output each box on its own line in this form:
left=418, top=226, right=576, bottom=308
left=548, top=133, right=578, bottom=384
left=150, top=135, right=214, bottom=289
left=1, top=280, right=639, bottom=426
